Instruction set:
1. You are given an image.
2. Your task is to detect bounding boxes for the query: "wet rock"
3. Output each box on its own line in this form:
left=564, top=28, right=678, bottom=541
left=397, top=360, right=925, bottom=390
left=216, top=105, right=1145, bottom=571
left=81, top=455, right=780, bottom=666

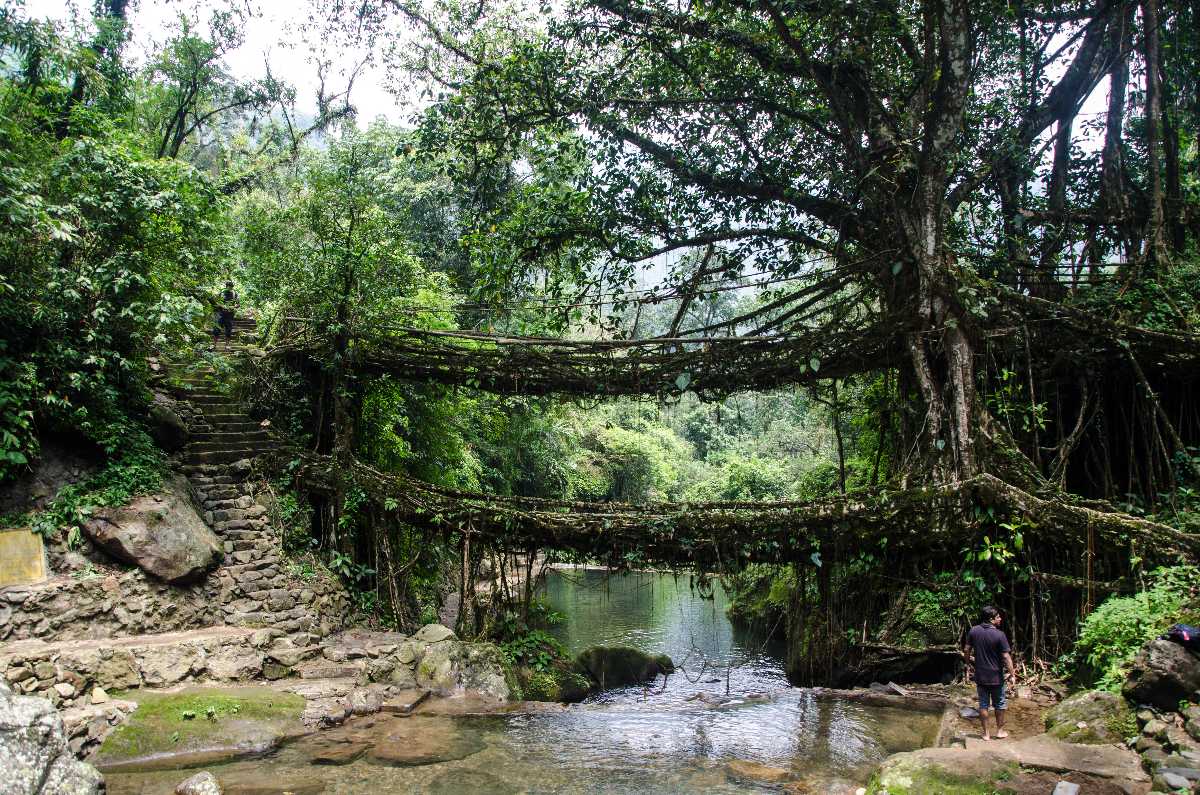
left=1123, top=638, right=1200, bottom=712
left=364, top=716, right=485, bottom=766
left=176, top=771, right=223, bottom=795
left=575, top=646, right=674, bottom=689
left=218, top=771, right=325, bottom=795
left=1044, top=689, right=1135, bottom=744
left=726, top=759, right=792, bottom=784
left=83, top=476, right=222, bottom=584
left=93, top=686, right=305, bottom=768
left=427, top=769, right=519, bottom=794
left=0, top=681, right=105, bottom=794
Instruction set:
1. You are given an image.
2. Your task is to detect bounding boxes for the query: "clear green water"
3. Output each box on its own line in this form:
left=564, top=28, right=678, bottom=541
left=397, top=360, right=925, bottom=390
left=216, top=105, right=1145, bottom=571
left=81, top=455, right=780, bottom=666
left=102, top=569, right=939, bottom=794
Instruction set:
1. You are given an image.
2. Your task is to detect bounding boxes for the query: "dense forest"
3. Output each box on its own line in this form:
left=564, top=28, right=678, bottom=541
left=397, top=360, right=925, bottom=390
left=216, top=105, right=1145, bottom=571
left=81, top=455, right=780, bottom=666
left=2, top=0, right=1198, bottom=693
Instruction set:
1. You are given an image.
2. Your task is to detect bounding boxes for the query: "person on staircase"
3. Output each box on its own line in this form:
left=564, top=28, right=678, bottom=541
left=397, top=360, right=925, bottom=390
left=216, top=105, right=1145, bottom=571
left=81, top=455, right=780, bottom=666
left=211, top=280, right=238, bottom=351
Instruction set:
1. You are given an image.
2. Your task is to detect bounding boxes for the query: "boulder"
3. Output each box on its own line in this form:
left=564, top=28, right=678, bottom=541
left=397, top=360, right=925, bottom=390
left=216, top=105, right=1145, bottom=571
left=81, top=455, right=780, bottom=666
left=148, top=393, right=189, bottom=452
left=414, top=624, right=457, bottom=644
left=414, top=641, right=512, bottom=700
left=176, top=771, right=223, bottom=795
left=517, top=663, right=593, bottom=703
left=1122, top=638, right=1200, bottom=712
left=1044, top=690, right=1136, bottom=744
left=83, top=475, right=222, bottom=584
left=575, top=646, right=674, bottom=689
left=0, top=681, right=105, bottom=794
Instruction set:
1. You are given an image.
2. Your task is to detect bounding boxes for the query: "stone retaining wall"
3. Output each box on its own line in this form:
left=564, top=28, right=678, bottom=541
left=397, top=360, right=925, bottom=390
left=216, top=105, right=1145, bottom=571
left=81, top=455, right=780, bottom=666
left=0, top=624, right=511, bottom=758
left=0, top=471, right=351, bottom=645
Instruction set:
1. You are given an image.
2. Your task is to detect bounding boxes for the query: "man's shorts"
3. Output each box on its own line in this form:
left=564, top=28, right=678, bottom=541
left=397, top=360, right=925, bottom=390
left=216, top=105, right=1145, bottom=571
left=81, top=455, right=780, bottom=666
left=976, top=682, right=1007, bottom=711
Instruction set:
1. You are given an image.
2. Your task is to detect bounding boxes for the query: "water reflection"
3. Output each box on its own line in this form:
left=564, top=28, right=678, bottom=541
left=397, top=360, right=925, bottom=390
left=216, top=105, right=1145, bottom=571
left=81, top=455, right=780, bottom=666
left=104, top=569, right=939, bottom=794
left=542, top=568, right=789, bottom=707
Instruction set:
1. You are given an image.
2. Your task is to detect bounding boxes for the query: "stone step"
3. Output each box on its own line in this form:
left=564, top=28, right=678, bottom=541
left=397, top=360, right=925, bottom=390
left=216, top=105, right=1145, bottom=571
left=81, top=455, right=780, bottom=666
left=186, top=439, right=276, bottom=454
left=195, top=485, right=241, bottom=500
left=189, top=395, right=241, bottom=405
left=183, top=464, right=250, bottom=478
left=190, top=430, right=271, bottom=441
left=205, top=496, right=256, bottom=511
left=214, top=519, right=269, bottom=533
left=185, top=449, right=272, bottom=465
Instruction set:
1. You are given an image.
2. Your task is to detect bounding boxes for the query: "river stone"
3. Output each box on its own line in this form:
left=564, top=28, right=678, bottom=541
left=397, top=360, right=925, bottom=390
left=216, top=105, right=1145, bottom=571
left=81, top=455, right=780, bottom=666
left=83, top=475, right=222, bottom=584
left=364, top=716, right=485, bottom=766
left=427, top=769, right=519, bottom=794
left=1155, top=770, right=1191, bottom=791
left=414, top=640, right=511, bottom=700
left=1044, top=689, right=1135, bottom=744
left=176, top=771, right=223, bottom=795
left=414, top=624, right=456, bottom=644
left=1123, top=638, right=1200, bottom=712
left=726, top=759, right=792, bottom=783
left=0, top=681, right=105, bottom=794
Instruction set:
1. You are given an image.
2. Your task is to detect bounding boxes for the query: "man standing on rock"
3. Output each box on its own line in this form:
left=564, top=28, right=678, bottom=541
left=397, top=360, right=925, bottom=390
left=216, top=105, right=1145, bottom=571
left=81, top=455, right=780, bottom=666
left=964, top=606, right=1017, bottom=740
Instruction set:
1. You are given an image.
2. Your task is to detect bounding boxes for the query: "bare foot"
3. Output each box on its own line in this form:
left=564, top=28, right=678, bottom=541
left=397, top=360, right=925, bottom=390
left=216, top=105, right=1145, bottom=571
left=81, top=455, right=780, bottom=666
left=994, top=730, right=1009, bottom=739
left=982, top=734, right=991, bottom=741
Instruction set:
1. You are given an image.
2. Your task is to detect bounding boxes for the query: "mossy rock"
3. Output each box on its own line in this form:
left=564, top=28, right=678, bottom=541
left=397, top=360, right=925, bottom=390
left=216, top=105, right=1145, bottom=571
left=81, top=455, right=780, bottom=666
left=94, top=686, right=305, bottom=770
left=868, top=751, right=1019, bottom=795
left=1044, top=690, right=1136, bottom=744
left=518, top=663, right=593, bottom=703
left=575, top=646, right=674, bottom=689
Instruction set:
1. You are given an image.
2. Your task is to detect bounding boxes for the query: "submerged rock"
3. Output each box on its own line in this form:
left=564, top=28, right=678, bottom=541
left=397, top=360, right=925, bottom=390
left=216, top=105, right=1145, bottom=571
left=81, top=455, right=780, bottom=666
left=576, top=646, right=674, bottom=689
left=1044, top=690, right=1135, bottom=744
left=364, top=716, right=485, bottom=766
left=726, top=758, right=792, bottom=784
left=1123, top=638, right=1200, bottom=712
left=0, top=680, right=105, bottom=794
left=83, top=475, right=222, bottom=584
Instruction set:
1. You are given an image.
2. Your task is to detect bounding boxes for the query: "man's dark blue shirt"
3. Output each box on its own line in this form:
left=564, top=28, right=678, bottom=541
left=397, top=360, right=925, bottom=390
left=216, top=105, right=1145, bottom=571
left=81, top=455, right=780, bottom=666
left=967, top=623, right=1010, bottom=686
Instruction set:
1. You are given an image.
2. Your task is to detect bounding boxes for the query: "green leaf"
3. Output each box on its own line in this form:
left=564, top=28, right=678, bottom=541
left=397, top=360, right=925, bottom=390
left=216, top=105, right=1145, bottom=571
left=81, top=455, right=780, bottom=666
left=675, top=372, right=691, bottom=392
left=809, top=357, right=820, bottom=372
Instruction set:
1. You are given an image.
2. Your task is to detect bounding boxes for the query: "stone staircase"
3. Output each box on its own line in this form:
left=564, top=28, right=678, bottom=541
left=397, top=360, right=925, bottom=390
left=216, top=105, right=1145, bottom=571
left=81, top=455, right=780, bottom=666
left=166, top=315, right=347, bottom=635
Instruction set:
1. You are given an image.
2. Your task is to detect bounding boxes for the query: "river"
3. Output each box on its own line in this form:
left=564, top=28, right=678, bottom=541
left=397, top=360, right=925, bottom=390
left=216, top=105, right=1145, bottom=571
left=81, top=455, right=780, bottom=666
left=103, top=568, right=939, bottom=793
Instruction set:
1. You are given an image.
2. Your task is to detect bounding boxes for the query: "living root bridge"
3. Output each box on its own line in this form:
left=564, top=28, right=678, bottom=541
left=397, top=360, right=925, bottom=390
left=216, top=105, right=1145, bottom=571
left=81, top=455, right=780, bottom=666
left=271, top=321, right=900, bottom=398
left=286, top=452, right=1198, bottom=570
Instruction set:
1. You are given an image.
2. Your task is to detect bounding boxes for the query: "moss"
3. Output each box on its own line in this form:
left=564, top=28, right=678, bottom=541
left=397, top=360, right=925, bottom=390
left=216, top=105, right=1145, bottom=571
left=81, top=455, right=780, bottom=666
left=867, top=760, right=1019, bottom=795
left=575, top=646, right=673, bottom=689
left=499, top=655, right=523, bottom=701
left=864, top=754, right=1022, bottom=795
left=516, top=663, right=593, bottom=703
left=96, top=687, right=304, bottom=763
left=1043, top=690, right=1135, bottom=744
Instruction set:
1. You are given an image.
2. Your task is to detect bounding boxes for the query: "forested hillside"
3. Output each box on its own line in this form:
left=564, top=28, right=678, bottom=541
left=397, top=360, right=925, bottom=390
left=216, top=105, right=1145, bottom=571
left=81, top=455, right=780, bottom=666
left=2, top=0, right=1198, bottom=692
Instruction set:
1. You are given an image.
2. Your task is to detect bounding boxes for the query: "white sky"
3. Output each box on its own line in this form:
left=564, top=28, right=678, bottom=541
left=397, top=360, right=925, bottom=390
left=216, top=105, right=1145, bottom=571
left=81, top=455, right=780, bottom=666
left=30, top=0, right=413, bottom=127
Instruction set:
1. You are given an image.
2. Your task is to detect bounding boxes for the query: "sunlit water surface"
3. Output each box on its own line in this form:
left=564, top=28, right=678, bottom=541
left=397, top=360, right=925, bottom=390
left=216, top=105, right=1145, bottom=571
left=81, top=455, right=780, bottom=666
left=103, top=569, right=938, bottom=794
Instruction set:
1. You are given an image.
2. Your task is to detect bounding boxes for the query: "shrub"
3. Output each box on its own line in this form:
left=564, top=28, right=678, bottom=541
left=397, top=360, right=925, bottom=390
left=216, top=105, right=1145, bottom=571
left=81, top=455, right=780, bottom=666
left=1067, top=565, right=1200, bottom=691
